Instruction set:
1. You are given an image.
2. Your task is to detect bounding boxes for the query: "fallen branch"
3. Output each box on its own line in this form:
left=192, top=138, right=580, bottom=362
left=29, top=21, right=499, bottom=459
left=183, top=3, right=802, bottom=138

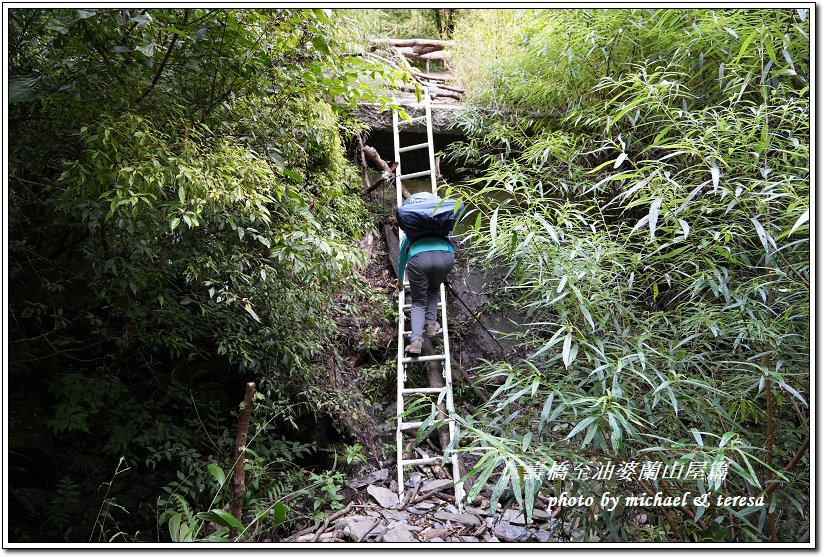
left=399, top=482, right=422, bottom=510
left=311, top=501, right=355, bottom=542
left=363, top=162, right=399, bottom=196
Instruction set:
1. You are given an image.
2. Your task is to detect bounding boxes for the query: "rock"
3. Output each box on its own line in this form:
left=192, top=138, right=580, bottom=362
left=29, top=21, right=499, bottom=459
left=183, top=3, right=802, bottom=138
left=493, top=523, right=531, bottom=542
left=444, top=503, right=460, bottom=513
left=339, top=516, right=379, bottom=542
left=431, top=537, right=444, bottom=542
left=533, top=531, right=552, bottom=542
left=466, top=507, right=489, bottom=517
left=433, top=512, right=482, bottom=527
left=421, top=478, right=453, bottom=493
left=353, top=101, right=463, bottom=135
left=382, top=523, right=419, bottom=543
left=408, top=507, right=428, bottom=516
left=415, top=502, right=435, bottom=510
left=532, top=509, right=552, bottom=521
left=381, top=509, right=409, bottom=523
left=502, top=509, right=527, bottom=524
left=405, top=472, right=423, bottom=488
left=296, top=531, right=344, bottom=542
left=459, top=536, right=480, bottom=542
left=347, top=468, right=389, bottom=489
left=367, top=484, right=399, bottom=509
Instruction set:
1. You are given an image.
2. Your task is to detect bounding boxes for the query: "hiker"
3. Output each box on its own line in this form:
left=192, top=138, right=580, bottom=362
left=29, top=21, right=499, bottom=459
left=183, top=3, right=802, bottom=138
left=396, top=193, right=460, bottom=355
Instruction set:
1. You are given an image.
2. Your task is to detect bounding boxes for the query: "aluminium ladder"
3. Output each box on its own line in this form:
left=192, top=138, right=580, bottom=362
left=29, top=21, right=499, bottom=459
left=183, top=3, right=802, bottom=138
left=392, top=87, right=464, bottom=510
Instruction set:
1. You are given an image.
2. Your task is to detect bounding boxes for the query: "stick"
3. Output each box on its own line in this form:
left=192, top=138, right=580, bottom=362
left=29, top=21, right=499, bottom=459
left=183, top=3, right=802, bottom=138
left=445, top=283, right=507, bottom=358
left=311, top=501, right=354, bottom=542
left=763, top=435, right=810, bottom=497
left=230, top=382, right=256, bottom=530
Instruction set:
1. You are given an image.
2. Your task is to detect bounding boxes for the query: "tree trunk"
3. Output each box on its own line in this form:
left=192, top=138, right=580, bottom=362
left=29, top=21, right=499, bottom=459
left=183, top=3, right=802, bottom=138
left=231, top=382, right=256, bottom=529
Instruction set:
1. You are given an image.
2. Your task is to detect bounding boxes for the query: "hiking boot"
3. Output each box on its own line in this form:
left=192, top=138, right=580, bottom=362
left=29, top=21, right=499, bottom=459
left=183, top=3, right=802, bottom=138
left=424, top=322, right=442, bottom=338
left=405, top=338, right=422, bottom=355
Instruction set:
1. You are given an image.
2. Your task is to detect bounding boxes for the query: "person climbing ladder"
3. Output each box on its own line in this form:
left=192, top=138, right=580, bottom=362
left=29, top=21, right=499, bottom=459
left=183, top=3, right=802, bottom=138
left=396, top=192, right=461, bottom=355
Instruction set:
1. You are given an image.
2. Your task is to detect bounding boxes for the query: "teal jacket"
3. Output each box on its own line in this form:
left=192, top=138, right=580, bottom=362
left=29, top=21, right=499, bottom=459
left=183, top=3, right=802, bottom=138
left=398, top=236, right=454, bottom=284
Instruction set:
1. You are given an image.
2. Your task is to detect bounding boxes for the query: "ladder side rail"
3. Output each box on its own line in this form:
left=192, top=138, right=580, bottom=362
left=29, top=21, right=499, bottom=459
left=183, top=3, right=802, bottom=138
left=438, top=282, right=464, bottom=510
left=392, top=104, right=403, bottom=209
left=424, top=87, right=438, bottom=194
left=392, top=103, right=407, bottom=500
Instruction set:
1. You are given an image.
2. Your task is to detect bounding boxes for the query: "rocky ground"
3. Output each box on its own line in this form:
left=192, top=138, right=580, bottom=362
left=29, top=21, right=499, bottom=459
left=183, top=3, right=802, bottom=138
left=288, top=470, right=562, bottom=543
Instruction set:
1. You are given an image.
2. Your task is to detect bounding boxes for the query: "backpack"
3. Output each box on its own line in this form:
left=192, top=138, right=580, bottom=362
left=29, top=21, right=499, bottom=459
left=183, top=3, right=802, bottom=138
left=397, top=192, right=463, bottom=252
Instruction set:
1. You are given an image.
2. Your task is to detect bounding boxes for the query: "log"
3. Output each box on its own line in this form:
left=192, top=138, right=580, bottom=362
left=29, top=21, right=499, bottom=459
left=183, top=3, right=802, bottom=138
left=382, top=219, right=400, bottom=278
left=396, top=47, right=451, bottom=62
left=396, top=82, right=462, bottom=101
left=231, top=382, right=256, bottom=529
left=363, top=145, right=410, bottom=199
left=412, top=72, right=465, bottom=93
left=423, top=337, right=451, bottom=452
left=362, top=144, right=392, bottom=173
left=372, top=38, right=455, bottom=49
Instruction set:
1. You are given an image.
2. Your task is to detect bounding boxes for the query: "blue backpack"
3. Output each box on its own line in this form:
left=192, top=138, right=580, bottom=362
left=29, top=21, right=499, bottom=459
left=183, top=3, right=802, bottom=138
left=397, top=192, right=463, bottom=252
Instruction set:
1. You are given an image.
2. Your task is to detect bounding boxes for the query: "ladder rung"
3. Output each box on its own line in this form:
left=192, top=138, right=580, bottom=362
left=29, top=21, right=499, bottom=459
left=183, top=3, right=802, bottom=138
left=399, top=115, right=427, bottom=126
left=403, top=303, right=442, bottom=310
left=400, top=456, right=443, bottom=467
left=398, top=142, right=430, bottom=154
left=401, top=354, right=446, bottom=364
left=398, top=169, right=433, bottom=181
left=399, top=420, right=424, bottom=430
left=401, top=387, right=447, bottom=395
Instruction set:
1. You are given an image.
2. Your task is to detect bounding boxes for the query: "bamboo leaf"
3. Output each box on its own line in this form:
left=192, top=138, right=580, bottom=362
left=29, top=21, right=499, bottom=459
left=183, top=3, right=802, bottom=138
left=789, top=209, right=809, bottom=235
left=750, top=217, right=770, bottom=256
left=490, top=206, right=499, bottom=243
left=562, top=332, right=573, bottom=368
left=539, top=392, right=555, bottom=433
left=567, top=415, right=598, bottom=440
left=648, top=197, right=662, bottom=240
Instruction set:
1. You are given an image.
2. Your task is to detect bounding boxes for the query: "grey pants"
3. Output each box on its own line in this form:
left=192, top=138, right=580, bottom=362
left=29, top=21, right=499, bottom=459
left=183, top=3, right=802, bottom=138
left=406, top=250, right=455, bottom=342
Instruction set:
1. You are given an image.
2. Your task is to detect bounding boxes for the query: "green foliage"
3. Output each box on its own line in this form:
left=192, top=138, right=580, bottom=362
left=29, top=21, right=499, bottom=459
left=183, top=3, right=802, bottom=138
left=343, top=8, right=458, bottom=40
left=450, top=8, right=809, bottom=542
left=343, top=443, right=368, bottom=466
left=8, top=7, right=398, bottom=542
